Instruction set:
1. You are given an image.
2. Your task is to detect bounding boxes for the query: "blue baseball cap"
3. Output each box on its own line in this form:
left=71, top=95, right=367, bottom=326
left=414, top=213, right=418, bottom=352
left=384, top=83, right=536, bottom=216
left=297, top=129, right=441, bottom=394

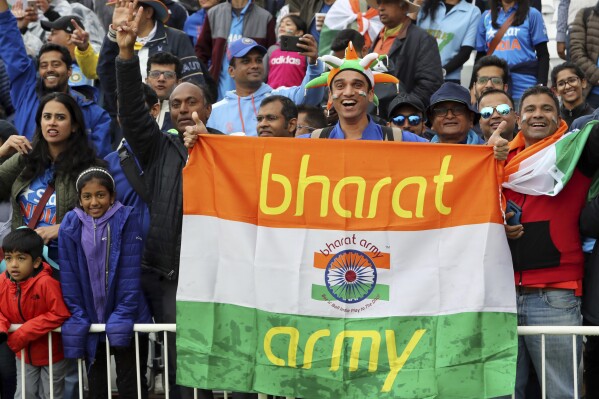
left=227, top=38, right=267, bottom=62
left=427, top=82, right=479, bottom=123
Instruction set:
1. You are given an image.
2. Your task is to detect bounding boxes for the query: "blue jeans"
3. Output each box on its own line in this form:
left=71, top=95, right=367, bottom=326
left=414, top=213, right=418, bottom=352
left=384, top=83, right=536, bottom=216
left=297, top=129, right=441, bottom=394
left=515, top=288, right=582, bottom=399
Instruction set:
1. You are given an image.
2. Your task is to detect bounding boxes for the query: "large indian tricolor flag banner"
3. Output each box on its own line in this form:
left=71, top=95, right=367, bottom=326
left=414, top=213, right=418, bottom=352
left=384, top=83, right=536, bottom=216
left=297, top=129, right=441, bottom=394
left=177, top=136, right=517, bottom=398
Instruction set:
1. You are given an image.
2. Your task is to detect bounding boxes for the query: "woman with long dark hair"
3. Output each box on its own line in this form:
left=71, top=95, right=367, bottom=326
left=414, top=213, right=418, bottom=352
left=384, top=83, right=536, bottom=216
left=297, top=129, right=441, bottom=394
left=475, top=0, right=549, bottom=108
left=0, top=92, right=103, bottom=263
left=417, top=0, right=481, bottom=84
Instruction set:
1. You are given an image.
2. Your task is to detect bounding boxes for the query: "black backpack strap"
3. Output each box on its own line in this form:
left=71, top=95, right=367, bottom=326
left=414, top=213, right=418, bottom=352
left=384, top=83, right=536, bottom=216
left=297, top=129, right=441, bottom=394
left=311, top=126, right=334, bottom=138
left=382, top=126, right=403, bottom=141
left=118, top=145, right=151, bottom=205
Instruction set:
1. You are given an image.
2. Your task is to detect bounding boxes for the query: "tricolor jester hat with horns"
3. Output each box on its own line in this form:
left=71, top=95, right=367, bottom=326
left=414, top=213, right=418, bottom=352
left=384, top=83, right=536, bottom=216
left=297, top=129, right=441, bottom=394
left=305, top=41, right=399, bottom=110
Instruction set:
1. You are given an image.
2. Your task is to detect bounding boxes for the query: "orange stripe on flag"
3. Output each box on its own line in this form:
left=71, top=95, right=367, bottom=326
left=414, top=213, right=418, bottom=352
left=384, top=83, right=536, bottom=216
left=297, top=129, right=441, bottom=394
left=313, top=252, right=390, bottom=269
left=183, top=136, right=503, bottom=231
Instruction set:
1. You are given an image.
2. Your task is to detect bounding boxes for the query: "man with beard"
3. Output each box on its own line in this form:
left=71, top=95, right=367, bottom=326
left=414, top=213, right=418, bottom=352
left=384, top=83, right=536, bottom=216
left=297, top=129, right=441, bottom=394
left=0, top=2, right=111, bottom=157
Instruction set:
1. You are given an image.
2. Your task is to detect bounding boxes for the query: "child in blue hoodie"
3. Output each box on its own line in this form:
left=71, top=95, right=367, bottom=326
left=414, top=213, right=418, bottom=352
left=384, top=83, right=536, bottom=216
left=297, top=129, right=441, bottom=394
left=58, top=167, right=152, bottom=399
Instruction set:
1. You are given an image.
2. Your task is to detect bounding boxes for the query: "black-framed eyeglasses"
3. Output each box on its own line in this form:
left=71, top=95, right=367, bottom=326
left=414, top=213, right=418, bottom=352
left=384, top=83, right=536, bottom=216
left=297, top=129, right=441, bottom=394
left=256, top=115, right=280, bottom=123
left=476, top=76, right=503, bottom=85
left=555, top=76, right=580, bottom=89
left=391, top=114, right=422, bottom=126
left=480, top=103, right=512, bottom=119
left=148, top=70, right=177, bottom=79
left=297, top=124, right=317, bottom=132
left=432, top=104, right=468, bottom=118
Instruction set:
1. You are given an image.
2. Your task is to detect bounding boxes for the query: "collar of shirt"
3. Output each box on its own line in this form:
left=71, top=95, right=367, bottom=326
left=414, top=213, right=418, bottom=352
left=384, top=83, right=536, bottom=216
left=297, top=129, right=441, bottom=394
left=136, top=21, right=158, bottom=48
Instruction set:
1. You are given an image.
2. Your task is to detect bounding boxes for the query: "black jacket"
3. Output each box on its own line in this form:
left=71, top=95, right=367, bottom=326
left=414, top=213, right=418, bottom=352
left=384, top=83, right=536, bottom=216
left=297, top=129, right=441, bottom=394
left=116, top=56, right=222, bottom=280
left=581, top=195, right=599, bottom=324
left=370, top=21, right=443, bottom=108
left=560, top=102, right=595, bottom=129
left=99, top=21, right=215, bottom=118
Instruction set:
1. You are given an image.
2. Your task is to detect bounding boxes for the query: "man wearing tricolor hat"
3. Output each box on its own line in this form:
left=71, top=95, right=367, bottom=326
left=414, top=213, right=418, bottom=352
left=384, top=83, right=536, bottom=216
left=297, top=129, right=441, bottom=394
left=502, top=85, right=599, bottom=398
left=304, top=41, right=427, bottom=141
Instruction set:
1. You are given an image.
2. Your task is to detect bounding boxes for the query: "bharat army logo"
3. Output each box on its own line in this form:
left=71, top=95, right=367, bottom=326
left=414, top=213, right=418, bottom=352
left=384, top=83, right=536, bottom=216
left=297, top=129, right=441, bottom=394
left=324, top=249, right=377, bottom=304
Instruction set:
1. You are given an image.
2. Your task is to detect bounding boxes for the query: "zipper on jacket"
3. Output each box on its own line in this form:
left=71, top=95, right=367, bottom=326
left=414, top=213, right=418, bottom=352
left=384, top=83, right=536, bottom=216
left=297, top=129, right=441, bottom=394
left=93, top=220, right=97, bottom=246
left=105, top=223, right=111, bottom=291
left=16, top=283, right=33, bottom=365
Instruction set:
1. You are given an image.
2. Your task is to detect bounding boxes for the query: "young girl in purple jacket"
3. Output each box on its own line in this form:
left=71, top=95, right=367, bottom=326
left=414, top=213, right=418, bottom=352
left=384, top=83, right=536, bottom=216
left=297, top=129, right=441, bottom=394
left=58, top=167, right=152, bottom=399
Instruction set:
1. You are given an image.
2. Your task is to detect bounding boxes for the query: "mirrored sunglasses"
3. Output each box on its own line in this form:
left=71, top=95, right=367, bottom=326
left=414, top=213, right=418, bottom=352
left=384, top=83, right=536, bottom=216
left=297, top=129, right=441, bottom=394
left=391, top=114, right=422, bottom=126
left=480, top=103, right=512, bottom=119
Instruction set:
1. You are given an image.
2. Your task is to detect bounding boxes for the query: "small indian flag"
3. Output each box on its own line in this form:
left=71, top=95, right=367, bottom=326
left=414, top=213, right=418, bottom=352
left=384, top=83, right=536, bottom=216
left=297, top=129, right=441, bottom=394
left=503, top=120, right=598, bottom=196
left=177, top=136, right=517, bottom=398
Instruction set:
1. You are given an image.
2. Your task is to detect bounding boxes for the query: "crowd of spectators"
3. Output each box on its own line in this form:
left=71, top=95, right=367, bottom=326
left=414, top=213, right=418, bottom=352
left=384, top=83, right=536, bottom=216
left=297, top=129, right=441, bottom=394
left=0, top=0, right=595, bottom=397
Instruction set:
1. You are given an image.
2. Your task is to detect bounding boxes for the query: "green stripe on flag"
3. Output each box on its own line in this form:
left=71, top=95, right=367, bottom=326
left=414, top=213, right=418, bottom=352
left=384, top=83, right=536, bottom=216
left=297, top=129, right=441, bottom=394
left=555, top=120, right=598, bottom=195
left=311, top=284, right=390, bottom=301
left=177, top=301, right=517, bottom=398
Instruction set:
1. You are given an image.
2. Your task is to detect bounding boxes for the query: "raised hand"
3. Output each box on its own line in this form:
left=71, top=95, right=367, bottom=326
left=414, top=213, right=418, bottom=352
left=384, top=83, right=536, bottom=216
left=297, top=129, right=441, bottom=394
left=183, top=111, right=208, bottom=149
left=11, top=0, right=25, bottom=19
left=488, top=120, right=509, bottom=161
left=113, top=0, right=142, bottom=59
left=297, top=34, right=319, bottom=64
left=70, top=18, right=90, bottom=51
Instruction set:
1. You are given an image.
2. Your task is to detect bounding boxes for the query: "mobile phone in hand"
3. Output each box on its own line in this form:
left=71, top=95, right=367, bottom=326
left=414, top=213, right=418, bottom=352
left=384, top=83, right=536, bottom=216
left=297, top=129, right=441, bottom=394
left=27, top=0, right=36, bottom=9
left=280, top=35, right=301, bottom=53
left=506, top=200, right=522, bottom=226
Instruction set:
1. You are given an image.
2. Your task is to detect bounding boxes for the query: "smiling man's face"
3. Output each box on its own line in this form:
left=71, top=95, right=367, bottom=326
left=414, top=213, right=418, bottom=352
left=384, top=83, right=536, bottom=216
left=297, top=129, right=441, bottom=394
left=519, top=93, right=560, bottom=148
left=329, top=70, right=373, bottom=122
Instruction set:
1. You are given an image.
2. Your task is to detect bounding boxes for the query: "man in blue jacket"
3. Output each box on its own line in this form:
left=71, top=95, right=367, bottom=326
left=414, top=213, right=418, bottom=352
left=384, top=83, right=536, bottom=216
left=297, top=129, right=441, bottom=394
left=207, top=37, right=324, bottom=135
left=0, top=6, right=112, bottom=157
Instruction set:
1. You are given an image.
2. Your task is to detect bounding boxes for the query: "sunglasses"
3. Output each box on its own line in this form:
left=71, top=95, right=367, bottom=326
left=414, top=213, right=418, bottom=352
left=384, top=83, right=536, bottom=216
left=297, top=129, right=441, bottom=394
left=391, top=114, right=422, bottom=126
left=479, top=103, right=512, bottom=119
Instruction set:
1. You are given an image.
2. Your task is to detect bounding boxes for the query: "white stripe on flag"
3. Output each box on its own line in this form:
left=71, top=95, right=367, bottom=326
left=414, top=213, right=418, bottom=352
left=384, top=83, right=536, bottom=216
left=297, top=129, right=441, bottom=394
left=178, top=216, right=516, bottom=318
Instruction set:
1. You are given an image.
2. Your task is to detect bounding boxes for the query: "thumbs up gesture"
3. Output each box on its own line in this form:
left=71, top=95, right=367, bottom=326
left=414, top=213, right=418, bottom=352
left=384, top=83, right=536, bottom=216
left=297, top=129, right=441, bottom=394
left=183, top=111, right=208, bottom=149
left=488, top=120, right=509, bottom=161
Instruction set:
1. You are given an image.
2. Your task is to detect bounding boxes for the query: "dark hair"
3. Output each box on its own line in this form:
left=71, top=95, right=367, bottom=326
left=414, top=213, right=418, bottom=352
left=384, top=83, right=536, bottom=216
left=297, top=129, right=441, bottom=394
left=297, top=105, right=326, bottom=129
left=490, top=0, right=530, bottom=29
left=477, top=88, right=515, bottom=109
left=142, top=83, right=159, bottom=109
left=3, top=228, right=44, bottom=261
left=260, top=95, right=298, bottom=125
left=331, top=29, right=365, bottom=53
left=22, top=92, right=100, bottom=183
left=76, top=167, right=115, bottom=197
left=551, top=62, right=585, bottom=87
left=420, top=0, right=442, bottom=22
left=279, top=15, right=307, bottom=36
left=470, top=55, right=509, bottom=88
left=38, top=43, right=72, bottom=68
left=519, top=85, right=559, bottom=114
left=146, top=52, right=182, bottom=80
